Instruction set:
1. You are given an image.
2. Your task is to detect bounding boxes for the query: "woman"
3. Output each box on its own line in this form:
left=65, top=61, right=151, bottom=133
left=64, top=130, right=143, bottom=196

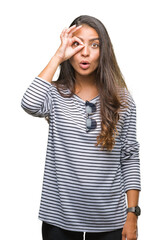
left=21, top=15, right=141, bottom=240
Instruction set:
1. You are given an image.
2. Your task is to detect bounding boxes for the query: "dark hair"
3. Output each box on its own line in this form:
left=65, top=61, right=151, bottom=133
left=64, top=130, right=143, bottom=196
left=54, top=15, right=127, bottom=151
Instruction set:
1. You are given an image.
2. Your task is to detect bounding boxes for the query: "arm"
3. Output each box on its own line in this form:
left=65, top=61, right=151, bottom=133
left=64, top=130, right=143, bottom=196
left=21, top=25, right=85, bottom=116
left=127, top=189, right=139, bottom=209
left=21, top=77, right=53, bottom=117
left=120, top=97, right=141, bottom=192
left=38, top=55, right=62, bottom=83
left=120, top=95, right=141, bottom=240
left=122, top=190, right=139, bottom=240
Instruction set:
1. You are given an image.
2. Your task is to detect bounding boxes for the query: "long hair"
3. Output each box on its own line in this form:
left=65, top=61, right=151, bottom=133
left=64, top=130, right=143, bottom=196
left=54, top=15, right=128, bottom=151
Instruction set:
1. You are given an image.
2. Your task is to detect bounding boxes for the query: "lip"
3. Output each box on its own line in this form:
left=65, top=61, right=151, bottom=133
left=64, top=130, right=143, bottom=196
left=79, top=60, right=90, bottom=70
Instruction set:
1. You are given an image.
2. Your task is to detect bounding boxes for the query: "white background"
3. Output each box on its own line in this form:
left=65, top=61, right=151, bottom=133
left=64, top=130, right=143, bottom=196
left=0, top=0, right=161, bottom=239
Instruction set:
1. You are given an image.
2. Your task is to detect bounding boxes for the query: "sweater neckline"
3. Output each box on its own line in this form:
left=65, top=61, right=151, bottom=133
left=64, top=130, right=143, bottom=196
left=73, top=93, right=100, bottom=104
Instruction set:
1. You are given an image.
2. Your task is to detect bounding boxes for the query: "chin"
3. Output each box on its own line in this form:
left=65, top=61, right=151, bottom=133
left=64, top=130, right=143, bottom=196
left=76, top=68, right=97, bottom=77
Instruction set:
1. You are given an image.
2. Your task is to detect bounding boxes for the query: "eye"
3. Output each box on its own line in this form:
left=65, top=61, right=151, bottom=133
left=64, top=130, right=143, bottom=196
left=73, top=41, right=80, bottom=47
left=91, top=42, right=99, bottom=49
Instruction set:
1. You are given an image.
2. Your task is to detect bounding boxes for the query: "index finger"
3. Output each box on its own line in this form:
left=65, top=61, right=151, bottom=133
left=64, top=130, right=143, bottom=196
left=67, top=25, right=83, bottom=36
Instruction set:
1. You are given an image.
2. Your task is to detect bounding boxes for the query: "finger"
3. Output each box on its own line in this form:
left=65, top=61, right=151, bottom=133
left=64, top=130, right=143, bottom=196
left=67, top=25, right=83, bottom=38
left=60, top=27, right=67, bottom=39
left=72, top=43, right=84, bottom=55
left=66, top=24, right=77, bottom=34
left=63, top=26, right=75, bottom=39
left=122, top=231, right=126, bottom=240
left=62, top=25, right=83, bottom=40
left=122, top=235, right=126, bottom=240
left=70, top=25, right=82, bottom=36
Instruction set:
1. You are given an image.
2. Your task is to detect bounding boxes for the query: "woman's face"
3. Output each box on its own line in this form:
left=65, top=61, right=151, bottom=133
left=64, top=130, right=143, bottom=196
left=69, top=24, right=100, bottom=79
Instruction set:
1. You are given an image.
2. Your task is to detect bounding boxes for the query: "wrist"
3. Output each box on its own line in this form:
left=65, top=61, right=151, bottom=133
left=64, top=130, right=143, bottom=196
left=127, top=206, right=141, bottom=217
left=127, top=212, right=138, bottom=220
left=52, top=54, right=63, bottom=66
left=38, top=54, right=62, bottom=83
left=54, top=46, right=66, bottom=65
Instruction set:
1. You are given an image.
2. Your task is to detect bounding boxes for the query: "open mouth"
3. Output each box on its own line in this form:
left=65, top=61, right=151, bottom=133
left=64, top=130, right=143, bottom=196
left=80, top=61, right=90, bottom=70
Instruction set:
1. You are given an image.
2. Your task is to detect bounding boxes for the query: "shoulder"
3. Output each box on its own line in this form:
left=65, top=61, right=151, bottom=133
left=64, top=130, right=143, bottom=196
left=117, top=88, right=137, bottom=125
left=118, top=87, right=136, bottom=109
left=51, top=81, right=72, bottom=97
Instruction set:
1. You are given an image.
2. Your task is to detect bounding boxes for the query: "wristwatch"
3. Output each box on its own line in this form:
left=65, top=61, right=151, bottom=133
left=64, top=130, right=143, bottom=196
left=127, top=206, right=141, bottom=216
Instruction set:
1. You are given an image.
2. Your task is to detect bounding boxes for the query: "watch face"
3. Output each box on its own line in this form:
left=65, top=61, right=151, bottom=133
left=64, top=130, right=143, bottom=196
left=135, top=206, right=141, bottom=216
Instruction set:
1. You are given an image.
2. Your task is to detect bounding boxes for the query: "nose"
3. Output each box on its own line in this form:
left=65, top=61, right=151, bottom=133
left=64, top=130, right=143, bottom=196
left=81, top=44, right=90, bottom=57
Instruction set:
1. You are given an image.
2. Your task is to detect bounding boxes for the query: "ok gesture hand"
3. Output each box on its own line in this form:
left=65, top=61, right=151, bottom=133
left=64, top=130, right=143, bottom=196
left=55, top=25, right=84, bottom=63
left=38, top=25, right=84, bottom=83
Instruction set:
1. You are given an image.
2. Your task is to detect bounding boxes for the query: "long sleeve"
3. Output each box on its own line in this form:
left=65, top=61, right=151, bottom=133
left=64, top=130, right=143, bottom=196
left=120, top=97, right=141, bottom=193
left=21, top=77, right=53, bottom=117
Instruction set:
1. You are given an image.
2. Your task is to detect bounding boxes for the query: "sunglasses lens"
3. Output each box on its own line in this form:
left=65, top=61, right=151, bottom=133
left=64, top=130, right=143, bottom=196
left=86, top=118, right=97, bottom=130
left=85, top=101, right=97, bottom=131
left=86, top=118, right=92, bottom=128
left=85, top=101, right=96, bottom=113
left=86, top=105, right=93, bottom=114
left=91, top=119, right=97, bottom=129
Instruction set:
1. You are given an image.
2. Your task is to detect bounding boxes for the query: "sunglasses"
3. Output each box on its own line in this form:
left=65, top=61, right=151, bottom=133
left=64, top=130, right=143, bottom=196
left=85, top=101, right=97, bottom=132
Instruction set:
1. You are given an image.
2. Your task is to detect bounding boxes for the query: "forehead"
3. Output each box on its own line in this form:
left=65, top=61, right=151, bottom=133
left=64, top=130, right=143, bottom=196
left=73, top=24, right=99, bottom=40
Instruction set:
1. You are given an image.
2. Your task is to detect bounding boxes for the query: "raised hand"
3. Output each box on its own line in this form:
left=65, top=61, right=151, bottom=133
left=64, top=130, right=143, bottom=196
left=38, top=25, right=84, bottom=83
left=55, top=25, right=85, bottom=63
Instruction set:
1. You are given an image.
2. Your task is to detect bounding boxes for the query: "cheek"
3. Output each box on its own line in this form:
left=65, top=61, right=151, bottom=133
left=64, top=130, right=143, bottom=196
left=93, top=52, right=100, bottom=66
left=93, top=49, right=100, bottom=60
left=69, top=55, right=78, bottom=68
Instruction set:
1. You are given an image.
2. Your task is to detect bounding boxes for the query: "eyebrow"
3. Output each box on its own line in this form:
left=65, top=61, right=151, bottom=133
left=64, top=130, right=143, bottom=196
left=77, top=37, right=100, bottom=42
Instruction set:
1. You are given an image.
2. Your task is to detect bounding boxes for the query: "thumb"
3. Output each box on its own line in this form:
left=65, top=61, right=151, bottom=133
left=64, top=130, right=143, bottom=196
left=72, top=44, right=84, bottom=55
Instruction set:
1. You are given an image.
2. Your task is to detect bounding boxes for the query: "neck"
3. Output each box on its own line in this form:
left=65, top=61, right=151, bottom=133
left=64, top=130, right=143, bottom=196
left=74, top=73, right=99, bottom=98
left=75, top=72, right=97, bottom=90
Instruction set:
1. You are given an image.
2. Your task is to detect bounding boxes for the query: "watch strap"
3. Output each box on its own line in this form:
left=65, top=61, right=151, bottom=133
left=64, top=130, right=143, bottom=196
left=127, top=206, right=141, bottom=216
left=127, top=207, right=136, bottom=213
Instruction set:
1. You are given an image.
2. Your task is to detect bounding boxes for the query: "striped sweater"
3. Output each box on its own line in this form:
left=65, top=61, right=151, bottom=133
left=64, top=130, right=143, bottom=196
left=21, top=77, right=141, bottom=232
